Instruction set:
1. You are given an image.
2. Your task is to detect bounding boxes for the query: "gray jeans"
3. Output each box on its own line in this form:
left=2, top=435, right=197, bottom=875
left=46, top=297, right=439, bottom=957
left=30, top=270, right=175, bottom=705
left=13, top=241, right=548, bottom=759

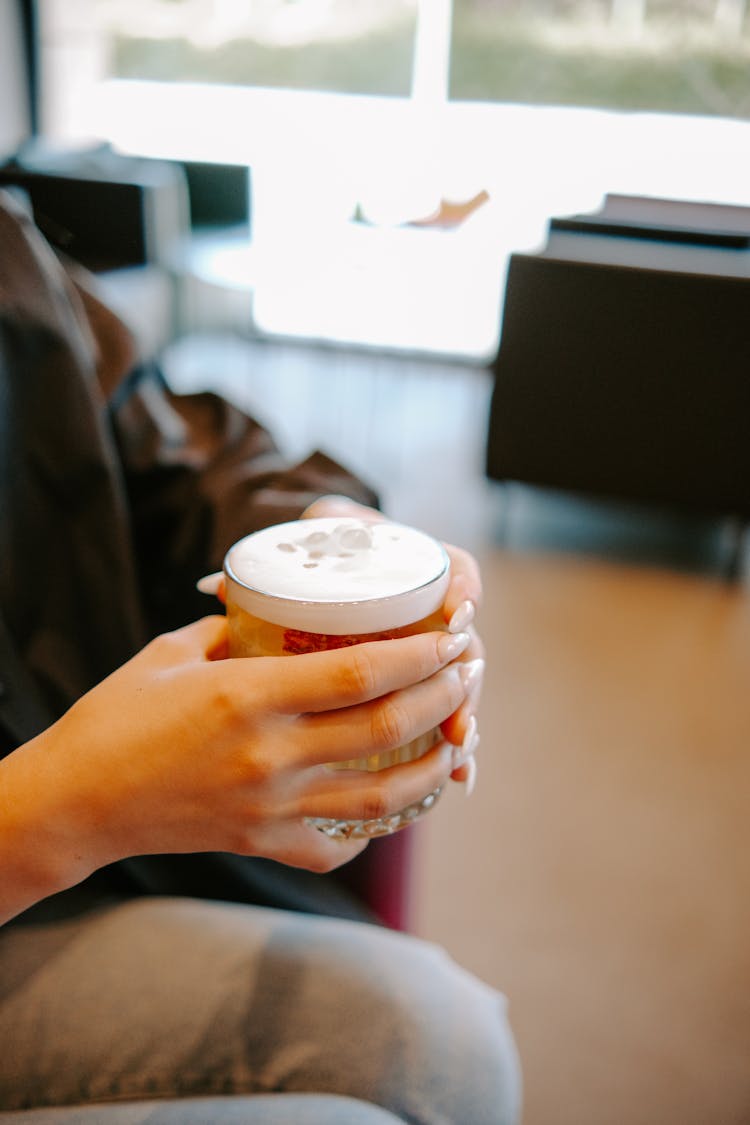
left=0, top=897, right=521, bottom=1124
left=0, top=1097, right=415, bottom=1124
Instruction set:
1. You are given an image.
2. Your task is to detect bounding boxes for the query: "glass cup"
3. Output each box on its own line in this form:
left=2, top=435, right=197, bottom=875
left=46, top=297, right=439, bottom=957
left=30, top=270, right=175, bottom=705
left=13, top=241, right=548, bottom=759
left=224, top=516, right=451, bottom=839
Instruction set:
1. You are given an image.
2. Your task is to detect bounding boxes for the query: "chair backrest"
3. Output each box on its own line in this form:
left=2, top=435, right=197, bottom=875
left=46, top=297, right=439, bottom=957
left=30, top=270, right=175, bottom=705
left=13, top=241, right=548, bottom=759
left=486, top=250, right=750, bottom=518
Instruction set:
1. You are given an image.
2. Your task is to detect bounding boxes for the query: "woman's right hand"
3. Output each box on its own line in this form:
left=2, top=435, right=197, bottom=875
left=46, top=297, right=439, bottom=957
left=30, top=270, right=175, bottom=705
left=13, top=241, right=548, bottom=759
left=1, top=615, right=470, bottom=921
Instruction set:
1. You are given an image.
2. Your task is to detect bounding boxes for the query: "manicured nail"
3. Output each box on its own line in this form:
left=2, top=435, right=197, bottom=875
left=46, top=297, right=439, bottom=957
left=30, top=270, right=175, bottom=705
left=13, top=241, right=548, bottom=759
left=438, top=631, right=471, bottom=662
left=196, top=572, right=222, bottom=595
left=452, top=719, right=480, bottom=769
left=448, top=600, right=475, bottom=634
left=464, top=755, right=477, bottom=797
left=459, top=658, right=485, bottom=695
left=462, top=714, right=478, bottom=754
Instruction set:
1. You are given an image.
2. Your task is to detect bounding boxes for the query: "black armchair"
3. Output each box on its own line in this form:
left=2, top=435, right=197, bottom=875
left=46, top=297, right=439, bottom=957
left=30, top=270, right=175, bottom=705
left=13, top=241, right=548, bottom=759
left=485, top=205, right=750, bottom=573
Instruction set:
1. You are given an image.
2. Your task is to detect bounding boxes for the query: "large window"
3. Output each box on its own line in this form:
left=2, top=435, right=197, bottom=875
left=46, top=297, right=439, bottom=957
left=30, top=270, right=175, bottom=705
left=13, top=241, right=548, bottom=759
left=103, top=0, right=418, bottom=97
left=42, top=0, right=750, bottom=121
left=450, top=0, right=750, bottom=118
left=35, top=0, right=750, bottom=359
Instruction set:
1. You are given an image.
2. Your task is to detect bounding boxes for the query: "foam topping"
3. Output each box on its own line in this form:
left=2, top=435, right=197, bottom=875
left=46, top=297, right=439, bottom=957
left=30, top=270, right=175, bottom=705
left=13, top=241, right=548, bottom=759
left=224, top=517, right=450, bottom=633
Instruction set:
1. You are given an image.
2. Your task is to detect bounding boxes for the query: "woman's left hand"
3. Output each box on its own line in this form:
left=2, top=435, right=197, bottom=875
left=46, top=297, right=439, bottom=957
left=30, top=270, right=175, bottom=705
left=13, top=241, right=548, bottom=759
left=301, top=497, right=483, bottom=792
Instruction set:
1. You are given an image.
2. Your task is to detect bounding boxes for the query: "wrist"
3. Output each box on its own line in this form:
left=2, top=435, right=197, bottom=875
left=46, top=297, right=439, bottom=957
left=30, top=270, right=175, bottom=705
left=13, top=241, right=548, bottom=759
left=0, top=724, right=107, bottom=923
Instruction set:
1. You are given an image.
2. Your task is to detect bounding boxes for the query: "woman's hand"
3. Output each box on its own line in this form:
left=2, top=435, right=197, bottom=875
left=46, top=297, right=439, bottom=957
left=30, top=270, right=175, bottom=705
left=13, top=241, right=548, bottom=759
left=1, top=615, right=471, bottom=923
left=301, top=496, right=484, bottom=792
left=196, top=496, right=484, bottom=794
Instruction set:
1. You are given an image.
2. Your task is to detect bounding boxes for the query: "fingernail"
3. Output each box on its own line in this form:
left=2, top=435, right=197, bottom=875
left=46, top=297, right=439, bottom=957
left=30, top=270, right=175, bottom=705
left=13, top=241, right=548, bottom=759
left=462, top=714, right=479, bottom=754
left=196, top=572, right=222, bottom=595
left=459, top=658, right=485, bottom=694
left=438, top=631, right=471, bottom=662
left=452, top=719, right=480, bottom=769
left=464, top=755, right=477, bottom=797
left=448, top=600, right=475, bottom=634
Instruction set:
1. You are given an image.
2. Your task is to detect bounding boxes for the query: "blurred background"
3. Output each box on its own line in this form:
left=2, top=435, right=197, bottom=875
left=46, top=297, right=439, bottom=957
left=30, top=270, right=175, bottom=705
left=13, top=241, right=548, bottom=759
left=43, top=0, right=750, bottom=112
left=28, top=0, right=750, bottom=357
left=4, top=3, right=750, bottom=1122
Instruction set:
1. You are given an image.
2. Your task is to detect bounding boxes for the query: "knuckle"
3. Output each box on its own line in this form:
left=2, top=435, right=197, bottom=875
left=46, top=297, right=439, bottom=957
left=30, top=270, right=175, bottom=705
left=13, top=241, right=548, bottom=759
left=339, top=647, right=378, bottom=700
left=210, top=681, right=246, bottom=728
left=147, top=629, right=186, bottom=662
left=359, top=787, right=390, bottom=823
left=370, top=698, right=410, bottom=751
left=245, top=750, right=276, bottom=788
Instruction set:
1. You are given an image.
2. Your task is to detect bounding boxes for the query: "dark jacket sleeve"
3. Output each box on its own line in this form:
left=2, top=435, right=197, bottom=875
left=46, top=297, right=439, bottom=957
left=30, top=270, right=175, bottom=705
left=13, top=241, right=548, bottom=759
left=110, top=362, right=380, bottom=636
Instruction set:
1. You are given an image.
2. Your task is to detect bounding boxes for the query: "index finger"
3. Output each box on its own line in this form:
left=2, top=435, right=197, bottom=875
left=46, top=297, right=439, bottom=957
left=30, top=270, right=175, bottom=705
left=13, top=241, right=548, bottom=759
left=221, top=629, right=472, bottom=716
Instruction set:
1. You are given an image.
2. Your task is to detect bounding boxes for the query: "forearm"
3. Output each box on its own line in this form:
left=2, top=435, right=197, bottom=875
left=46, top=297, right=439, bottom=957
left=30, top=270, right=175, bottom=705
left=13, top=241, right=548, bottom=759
left=0, top=730, right=100, bottom=926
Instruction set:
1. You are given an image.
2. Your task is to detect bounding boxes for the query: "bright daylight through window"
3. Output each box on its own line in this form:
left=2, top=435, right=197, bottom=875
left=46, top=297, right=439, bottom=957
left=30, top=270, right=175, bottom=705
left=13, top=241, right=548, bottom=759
left=37, top=0, right=750, bottom=356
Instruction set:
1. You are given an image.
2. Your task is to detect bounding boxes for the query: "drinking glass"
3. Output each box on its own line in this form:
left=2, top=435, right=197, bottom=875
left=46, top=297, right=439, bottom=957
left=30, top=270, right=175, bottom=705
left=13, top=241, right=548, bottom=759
left=224, top=516, right=451, bottom=838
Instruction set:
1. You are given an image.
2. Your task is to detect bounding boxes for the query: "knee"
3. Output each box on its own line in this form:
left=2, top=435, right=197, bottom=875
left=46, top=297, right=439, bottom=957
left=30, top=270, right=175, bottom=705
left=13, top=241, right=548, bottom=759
left=301, top=923, right=522, bottom=1125
left=376, top=933, right=522, bottom=1125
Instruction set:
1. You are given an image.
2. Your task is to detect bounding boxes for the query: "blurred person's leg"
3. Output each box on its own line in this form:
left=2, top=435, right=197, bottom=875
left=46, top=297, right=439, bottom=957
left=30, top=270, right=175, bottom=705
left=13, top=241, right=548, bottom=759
left=0, top=896, right=521, bottom=1125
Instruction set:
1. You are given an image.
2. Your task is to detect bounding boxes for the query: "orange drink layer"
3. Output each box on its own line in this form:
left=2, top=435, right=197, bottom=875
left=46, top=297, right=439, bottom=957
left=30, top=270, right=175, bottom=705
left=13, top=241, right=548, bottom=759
left=224, top=517, right=451, bottom=839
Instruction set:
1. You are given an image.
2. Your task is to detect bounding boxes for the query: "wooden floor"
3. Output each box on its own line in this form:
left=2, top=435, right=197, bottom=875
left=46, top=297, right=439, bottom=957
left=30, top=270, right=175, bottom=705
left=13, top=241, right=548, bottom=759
left=164, top=333, right=750, bottom=1125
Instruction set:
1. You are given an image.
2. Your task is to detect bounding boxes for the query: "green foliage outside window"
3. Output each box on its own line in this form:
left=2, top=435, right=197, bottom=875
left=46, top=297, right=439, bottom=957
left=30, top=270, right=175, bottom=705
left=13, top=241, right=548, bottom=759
left=105, top=0, right=750, bottom=118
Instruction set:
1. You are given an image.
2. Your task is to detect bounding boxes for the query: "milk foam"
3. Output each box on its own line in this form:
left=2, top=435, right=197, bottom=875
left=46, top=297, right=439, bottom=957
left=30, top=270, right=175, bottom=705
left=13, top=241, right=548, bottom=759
left=224, top=518, right=450, bottom=633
